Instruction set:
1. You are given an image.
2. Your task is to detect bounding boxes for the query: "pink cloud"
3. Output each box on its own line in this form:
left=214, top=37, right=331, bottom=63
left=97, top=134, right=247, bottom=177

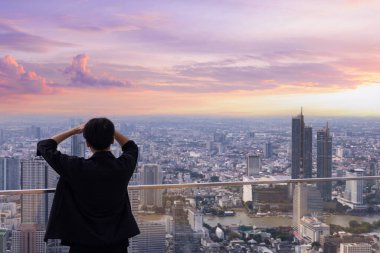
left=64, top=54, right=131, bottom=87
left=0, top=55, right=54, bottom=95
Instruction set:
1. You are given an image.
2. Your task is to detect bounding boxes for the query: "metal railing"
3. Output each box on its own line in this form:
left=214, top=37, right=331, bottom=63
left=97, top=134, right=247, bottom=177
left=0, top=176, right=379, bottom=195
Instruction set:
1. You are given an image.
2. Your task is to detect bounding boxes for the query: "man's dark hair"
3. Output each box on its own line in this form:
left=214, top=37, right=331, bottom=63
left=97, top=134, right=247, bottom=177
left=83, top=118, right=115, bottom=150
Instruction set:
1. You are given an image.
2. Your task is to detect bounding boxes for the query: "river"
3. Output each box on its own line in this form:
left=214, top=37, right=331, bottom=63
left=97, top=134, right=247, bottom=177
left=204, top=211, right=380, bottom=228
left=140, top=211, right=380, bottom=228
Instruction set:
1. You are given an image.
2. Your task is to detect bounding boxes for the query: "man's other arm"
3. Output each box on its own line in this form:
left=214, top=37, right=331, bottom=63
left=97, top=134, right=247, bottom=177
left=37, top=124, right=84, bottom=175
left=115, top=131, right=138, bottom=175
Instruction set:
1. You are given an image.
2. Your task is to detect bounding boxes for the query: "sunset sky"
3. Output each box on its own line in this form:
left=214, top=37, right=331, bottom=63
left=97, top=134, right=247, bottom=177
left=1, top=0, right=380, bottom=117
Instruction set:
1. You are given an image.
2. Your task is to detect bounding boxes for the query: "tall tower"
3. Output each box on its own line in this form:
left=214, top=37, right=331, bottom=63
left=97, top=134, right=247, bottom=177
left=20, top=158, right=58, bottom=225
left=173, top=201, right=200, bottom=253
left=11, top=224, right=46, bottom=253
left=140, top=164, right=163, bottom=207
left=71, top=134, right=85, bottom=157
left=317, top=123, right=333, bottom=200
left=0, top=129, right=4, bottom=145
left=263, top=142, right=273, bottom=158
left=291, top=108, right=312, bottom=179
left=247, top=154, right=261, bottom=177
left=345, top=169, right=364, bottom=206
left=292, top=183, right=323, bottom=228
left=0, top=158, right=5, bottom=190
left=128, top=172, right=141, bottom=253
left=130, top=171, right=167, bottom=253
left=0, top=157, right=20, bottom=190
left=137, top=222, right=166, bottom=253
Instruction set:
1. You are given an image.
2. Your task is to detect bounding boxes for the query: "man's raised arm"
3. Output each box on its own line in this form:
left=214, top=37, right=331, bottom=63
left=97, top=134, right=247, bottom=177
left=51, top=124, right=84, bottom=144
left=114, top=130, right=129, bottom=147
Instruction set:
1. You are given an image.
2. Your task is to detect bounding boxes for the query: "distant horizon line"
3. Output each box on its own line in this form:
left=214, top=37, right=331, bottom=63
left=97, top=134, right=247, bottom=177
left=1, top=113, right=380, bottom=122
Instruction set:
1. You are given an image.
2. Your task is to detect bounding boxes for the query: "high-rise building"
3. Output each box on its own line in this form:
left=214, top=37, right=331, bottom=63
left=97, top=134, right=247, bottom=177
left=71, top=134, right=85, bottom=157
left=369, top=158, right=378, bottom=176
left=247, top=154, right=261, bottom=177
left=0, top=229, right=9, bottom=253
left=304, top=126, right=313, bottom=178
left=20, top=158, right=58, bottom=225
left=11, top=224, right=46, bottom=253
left=369, top=158, right=379, bottom=189
left=188, top=208, right=203, bottom=232
left=173, top=201, right=201, bottom=253
left=130, top=170, right=166, bottom=253
left=0, top=158, right=6, bottom=191
left=263, top=142, right=273, bottom=158
left=28, top=126, right=41, bottom=140
left=213, top=133, right=225, bottom=143
left=128, top=172, right=141, bottom=253
left=242, top=176, right=253, bottom=203
left=0, top=157, right=20, bottom=190
left=0, top=129, right=4, bottom=145
left=140, top=164, right=163, bottom=208
left=137, top=222, right=166, bottom=253
left=317, top=123, right=333, bottom=201
left=292, top=109, right=312, bottom=179
left=298, top=216, right=330, bottom=243
left=293, top=183, right=323, bottom=228
left=344, top=170, right=364, bottom=207
left=340, top=243, right=372, bottom=253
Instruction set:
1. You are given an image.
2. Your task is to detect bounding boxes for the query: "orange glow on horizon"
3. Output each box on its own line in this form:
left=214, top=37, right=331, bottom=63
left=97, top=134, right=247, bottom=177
left=1, top=83, right=379, bottom=117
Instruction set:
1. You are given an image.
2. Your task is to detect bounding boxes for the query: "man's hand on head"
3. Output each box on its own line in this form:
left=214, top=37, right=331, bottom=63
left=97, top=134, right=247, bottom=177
left=51, top=123, right=85, bottom=144
left=72, top=123, right=85, bottom=135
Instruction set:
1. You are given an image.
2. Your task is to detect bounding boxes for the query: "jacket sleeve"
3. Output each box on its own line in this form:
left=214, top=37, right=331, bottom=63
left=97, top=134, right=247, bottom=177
left=118, top=140, right=139, bottom=179
left=36, top=139, right=77, bottom=176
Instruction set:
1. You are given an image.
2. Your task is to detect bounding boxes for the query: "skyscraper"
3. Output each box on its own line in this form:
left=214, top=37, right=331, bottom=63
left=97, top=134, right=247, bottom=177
left=0, top=158, right=5, bottom=191
left=246, top=154, right=261, bottom=177
left=0, top=129, right=4, bottom=145
left=369, top=158, right=378, bottom=176
left=28, top=126, right=41, bottom=140
left=0, top=157, right=20, bottom=190
left=129, top=170, right=167, bottom=253
left=137, top=222, right=166, bottom=253
left=291, top=109, right=312, bottom=179
left=173, top=201, right=201, bottom=253
left=140, top=164, right=163, bottom=208
left=344, top=169, right=364, bottom=207
left=71, top=134, right=85, bottom=157
left=317, top=123, right=333, bottom=201
left=263, top=142, right=273, bottom=158
left=20, top=158, right=58, bottom=225
left=0, top=229, right=8, bottom=253
left=11, top=224, right=46, bottom=253
left=128, top=172, right=141, bottom=253
left=292, top=183, right=323, bottom=228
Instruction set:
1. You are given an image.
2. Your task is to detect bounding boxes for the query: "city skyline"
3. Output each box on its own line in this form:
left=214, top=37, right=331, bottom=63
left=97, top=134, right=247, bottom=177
left=1, top=1, right=380, bottom=117
left=0, top=114, right=379, bottom=252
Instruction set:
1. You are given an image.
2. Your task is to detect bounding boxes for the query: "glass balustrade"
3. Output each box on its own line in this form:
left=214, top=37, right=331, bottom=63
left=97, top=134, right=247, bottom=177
left=1, top=177, right=380, bottom=253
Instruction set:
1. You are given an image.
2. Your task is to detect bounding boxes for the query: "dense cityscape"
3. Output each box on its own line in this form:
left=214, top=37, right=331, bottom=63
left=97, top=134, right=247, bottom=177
left=0, top=113, right=379, bottom=252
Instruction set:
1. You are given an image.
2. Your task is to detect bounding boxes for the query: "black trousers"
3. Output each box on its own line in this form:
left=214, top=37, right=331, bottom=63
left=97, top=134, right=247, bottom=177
left=69, top=244, right=128, bottom=253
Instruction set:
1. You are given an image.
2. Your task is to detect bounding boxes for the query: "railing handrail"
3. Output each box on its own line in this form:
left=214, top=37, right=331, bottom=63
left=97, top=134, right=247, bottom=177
left=0, top=176, right=379, bottom=195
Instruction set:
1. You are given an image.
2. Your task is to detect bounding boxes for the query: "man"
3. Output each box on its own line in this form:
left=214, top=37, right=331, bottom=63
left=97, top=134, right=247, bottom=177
left=37, top=118, right=139, bottom=253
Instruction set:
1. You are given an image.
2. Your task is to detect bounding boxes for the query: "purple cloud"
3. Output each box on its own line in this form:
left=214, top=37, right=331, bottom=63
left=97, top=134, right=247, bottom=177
left=172, top=56, right=358, bottom=91
left=0, top=55, right=54, bottom=95
left=0, top=21, right=72, bottom=52
left=64, top=54, right=131, bottom=87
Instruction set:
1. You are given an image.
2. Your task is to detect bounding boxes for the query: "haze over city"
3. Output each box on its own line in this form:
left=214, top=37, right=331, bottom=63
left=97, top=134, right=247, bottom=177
left=1, top=0, right=380, bottom=117
left=3, top=1, right=380, bottom=252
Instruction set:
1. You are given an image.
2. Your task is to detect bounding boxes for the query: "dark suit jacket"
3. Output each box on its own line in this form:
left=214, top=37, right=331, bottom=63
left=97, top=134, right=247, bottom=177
left=37, top=139, right=140, bottom=246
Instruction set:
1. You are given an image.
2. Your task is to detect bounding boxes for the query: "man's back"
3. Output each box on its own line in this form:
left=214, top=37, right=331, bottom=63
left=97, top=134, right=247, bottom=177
left=37, top=118, right=139, bottom=252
